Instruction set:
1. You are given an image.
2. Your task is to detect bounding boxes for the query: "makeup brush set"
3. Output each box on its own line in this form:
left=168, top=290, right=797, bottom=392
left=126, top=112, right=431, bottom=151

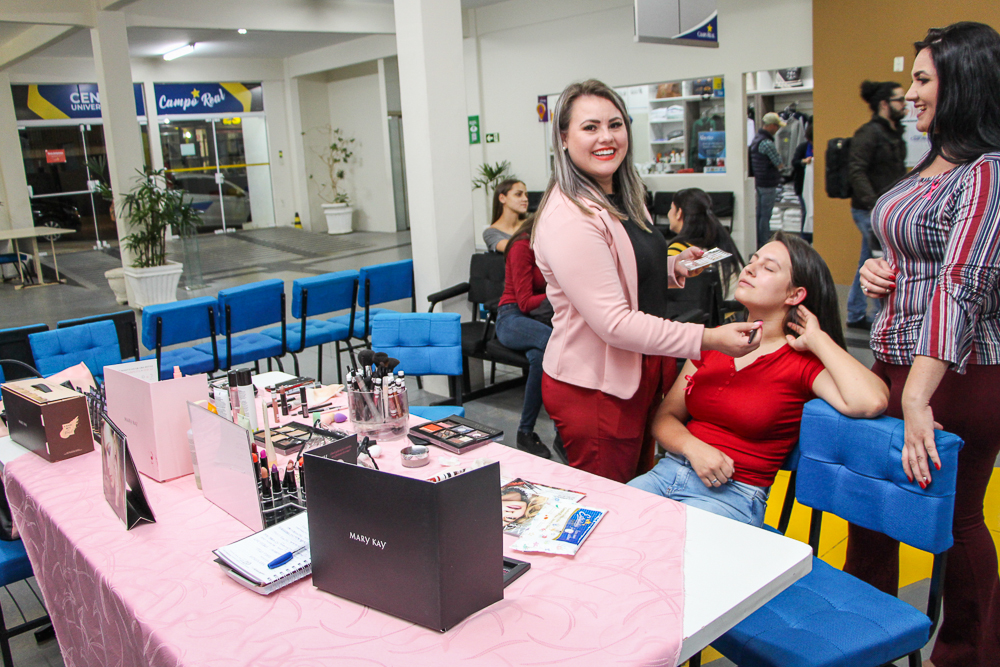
left=346, top=350, right=409, bottom=439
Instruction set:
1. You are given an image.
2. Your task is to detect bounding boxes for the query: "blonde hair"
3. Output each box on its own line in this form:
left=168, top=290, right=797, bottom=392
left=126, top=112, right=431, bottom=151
left=535, top=79, right=650, bottom=234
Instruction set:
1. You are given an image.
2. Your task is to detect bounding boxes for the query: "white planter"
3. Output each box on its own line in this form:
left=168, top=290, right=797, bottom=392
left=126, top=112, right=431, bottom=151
left=322, top=204, right=354, bottom=235
left=122, top=261, right=183, bottom=309
left=104, top=267, right=128, bottom=305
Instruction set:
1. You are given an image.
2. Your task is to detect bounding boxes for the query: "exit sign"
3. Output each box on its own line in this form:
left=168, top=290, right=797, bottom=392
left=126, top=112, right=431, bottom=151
left=485, top=133, right=499, bottom=143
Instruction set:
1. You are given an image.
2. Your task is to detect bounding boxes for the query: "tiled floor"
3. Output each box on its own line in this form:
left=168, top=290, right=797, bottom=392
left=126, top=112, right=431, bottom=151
left=1, top=229, right=996, bottom=667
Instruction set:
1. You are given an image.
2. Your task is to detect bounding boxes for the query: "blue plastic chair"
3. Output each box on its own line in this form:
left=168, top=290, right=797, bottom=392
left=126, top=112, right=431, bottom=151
left=331, top=260, right=415, bottom=345
left=0, top=538, right=51, bottom=666
left=261, top=272, right=356, bottom=383
left=711, top=399, right=964, bottom=667
left=57, top=311, right=139, bottom=363
left=194, top=279, right=286, bottom=372
left=141, top=297, right=220, bottom=380
left=28, top=320, right=123, bottom=383
left=370, top=312, right=464, bottom=421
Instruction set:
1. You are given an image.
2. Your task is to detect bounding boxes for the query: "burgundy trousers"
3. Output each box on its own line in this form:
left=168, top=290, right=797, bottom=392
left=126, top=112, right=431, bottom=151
left=541, top=355, right=676, bottom=484
left=844, top=361, right=1000, bottom=666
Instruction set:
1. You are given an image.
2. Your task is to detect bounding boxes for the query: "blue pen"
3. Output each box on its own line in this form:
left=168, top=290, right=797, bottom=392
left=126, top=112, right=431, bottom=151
left=267, top=545, right=308, bottom=569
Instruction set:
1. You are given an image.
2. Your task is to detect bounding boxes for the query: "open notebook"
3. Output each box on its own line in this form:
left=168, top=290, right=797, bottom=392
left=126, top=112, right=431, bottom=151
left=214, top=512, right=311, bottom=595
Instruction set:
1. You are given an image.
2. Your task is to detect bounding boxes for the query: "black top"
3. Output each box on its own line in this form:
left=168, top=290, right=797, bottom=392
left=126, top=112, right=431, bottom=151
left=848, top=114, right=907, bottom=211
left=609, top=193, right=672, bottom=318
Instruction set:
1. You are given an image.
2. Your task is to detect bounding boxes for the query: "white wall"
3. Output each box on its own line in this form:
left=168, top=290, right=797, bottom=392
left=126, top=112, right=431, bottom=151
left=326, top=62, right=395, bottom=233
left=465, top=0, right=813, bottom=255
left=296, top=75, right=333, bottom=233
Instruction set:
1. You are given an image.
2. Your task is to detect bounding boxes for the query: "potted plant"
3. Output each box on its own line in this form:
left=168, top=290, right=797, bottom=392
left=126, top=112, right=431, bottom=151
left=307, top=126, right=356, bottom=234
left=99, top=169, right=200, bottom=308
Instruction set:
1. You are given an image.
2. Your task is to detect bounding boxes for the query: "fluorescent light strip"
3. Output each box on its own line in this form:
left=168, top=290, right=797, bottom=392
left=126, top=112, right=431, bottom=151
left=163, top=43, right=196, bottom=61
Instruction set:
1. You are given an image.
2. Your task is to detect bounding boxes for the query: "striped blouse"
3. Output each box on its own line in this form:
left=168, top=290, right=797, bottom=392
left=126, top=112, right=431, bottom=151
left=870, top=153, right=1000, bottom=372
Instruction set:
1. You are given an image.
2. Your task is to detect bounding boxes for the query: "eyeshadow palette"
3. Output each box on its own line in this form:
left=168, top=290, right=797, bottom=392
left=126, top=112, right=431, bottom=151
left=409, top=416, right=503, bottom=454
left=254, top=422, right=349, bottom=454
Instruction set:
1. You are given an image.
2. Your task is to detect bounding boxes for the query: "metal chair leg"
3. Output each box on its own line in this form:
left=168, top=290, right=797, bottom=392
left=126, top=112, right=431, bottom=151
left=688, top=651, right=702, bottom=667
left=490, top=361, right=497, bottom=385
left=335, top=342, right=344, bottom=384
left=777, top=470, right=797, bottom=534
left=290, top=352, right=300, bottom=377
left=316, top=344, right=323, bottom=384
left=908, top=651, right=921, bottom=667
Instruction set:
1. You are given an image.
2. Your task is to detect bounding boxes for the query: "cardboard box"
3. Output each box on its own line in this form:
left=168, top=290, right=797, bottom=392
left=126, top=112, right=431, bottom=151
left=1, top=379, right=94, bottom=462
left=105, top=362, right=208, bottom=482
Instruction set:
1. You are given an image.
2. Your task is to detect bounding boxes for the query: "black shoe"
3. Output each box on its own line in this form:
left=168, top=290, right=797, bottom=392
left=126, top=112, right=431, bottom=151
left=847, top=319, right=872, bottom=331
left=516, top=431, right=551, bottom=459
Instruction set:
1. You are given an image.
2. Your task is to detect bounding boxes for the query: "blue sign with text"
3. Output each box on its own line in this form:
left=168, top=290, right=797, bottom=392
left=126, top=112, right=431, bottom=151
left=13, top=83, right=145, bottom=121
left=152, top=82, right=262, bottom=115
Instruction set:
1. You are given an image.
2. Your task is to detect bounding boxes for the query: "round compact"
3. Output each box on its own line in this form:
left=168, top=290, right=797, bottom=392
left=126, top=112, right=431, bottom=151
left=400, top=445, right=430, bottom=468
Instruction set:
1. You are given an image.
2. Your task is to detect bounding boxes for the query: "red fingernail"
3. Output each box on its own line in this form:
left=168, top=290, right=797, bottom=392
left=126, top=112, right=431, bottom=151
left=919, top=481, right=927, bottom=489
left=935, top=462, right=941, bottom=470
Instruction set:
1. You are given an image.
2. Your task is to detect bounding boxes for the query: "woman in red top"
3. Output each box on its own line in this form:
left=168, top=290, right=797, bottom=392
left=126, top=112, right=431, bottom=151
left=496, top=216, right=553, bottom=458
left=629, top=232, right=889, bottom=526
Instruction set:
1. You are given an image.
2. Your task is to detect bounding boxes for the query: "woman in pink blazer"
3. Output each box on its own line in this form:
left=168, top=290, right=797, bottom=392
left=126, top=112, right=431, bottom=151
left=533, top=79, right=761, bottom=483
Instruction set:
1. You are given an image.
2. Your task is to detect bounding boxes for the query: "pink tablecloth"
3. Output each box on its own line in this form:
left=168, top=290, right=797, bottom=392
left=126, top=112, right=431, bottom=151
left=5, top=433, right=686, bottom=667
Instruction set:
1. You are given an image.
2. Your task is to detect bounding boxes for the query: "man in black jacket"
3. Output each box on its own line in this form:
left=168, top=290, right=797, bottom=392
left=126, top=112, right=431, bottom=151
left=846, top=80, right=907, bottom=329
left=750, top=112, right=786, bottom=249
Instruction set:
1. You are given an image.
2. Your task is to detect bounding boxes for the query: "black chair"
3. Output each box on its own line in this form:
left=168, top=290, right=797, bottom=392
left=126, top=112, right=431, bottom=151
left=57, top=311, right=140, bottom=362
left=664, top=268, right=742, bottom=329
left=427, top=253, right=530, bottom=401
left=0, top=324, right=49, bottom=382
left=526, top=191, right=544, bottom=213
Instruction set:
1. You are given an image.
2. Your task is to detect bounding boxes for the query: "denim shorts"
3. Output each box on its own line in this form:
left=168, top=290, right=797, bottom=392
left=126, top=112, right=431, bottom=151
left=628, top=452, right=770, bottom=527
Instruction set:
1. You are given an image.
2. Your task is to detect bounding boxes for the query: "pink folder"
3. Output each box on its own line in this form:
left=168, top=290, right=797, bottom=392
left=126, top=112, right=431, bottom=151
left=105, top=363, right=208, bottom=482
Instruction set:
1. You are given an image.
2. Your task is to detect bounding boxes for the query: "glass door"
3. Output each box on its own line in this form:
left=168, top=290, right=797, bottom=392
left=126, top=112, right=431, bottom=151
left=160, top=116, right=270, bottom=232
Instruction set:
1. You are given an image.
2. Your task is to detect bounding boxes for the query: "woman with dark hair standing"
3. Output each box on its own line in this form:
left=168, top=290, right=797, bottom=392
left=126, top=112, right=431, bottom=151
left=482, top=178, right=528, bottom=253
left=666, top=187, right=744, bottom=291
left=630, top=232, right=887, bottom=525
left=846, top=80, right=908, bottom=329
left=532, top=79, right=761, bottom=483
left=854, top=22, right=1000, bottom=666
left=495, top=215, right=553, bottom=459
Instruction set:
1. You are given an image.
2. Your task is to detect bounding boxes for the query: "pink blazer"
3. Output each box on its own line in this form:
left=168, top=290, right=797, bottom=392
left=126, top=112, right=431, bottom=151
left=533, top=187, right=704, bottom=399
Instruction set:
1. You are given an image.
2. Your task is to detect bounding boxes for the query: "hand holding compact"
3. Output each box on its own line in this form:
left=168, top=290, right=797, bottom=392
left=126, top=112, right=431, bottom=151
left=675, top=246, right=705, bottom=278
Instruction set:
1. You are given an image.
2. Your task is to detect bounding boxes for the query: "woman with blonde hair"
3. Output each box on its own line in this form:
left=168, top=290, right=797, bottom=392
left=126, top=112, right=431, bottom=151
left=532, top=79, right=761, bottom=483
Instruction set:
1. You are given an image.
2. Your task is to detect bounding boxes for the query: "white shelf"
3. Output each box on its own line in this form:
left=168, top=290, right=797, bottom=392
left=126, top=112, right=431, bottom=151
left=650, top=119, right=685, bottom=124
left=649, top=95, right=715, bottom=104
left=753, top=86, right=813, bottom=94
left=651, top=139, right=685, bottom=145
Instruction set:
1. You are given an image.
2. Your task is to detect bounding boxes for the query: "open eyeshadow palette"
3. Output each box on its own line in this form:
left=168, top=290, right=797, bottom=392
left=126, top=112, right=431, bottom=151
left=254, top=422, right=349, bottom=455
left=408, top=416, right=503, bottom=455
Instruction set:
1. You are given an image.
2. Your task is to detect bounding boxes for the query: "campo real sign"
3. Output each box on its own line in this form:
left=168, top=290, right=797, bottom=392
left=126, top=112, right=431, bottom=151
left=152, top=83, right=263, bottom=115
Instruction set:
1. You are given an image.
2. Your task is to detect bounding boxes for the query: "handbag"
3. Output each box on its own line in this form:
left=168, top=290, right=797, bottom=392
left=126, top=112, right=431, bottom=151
left=529, top=299, right=554, bottom=327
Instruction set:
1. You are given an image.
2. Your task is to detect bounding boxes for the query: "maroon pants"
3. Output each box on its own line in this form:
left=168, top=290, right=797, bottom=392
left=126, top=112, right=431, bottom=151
left=541, top=356, right=676, bottom=484
left=844, top=362, right=1000, bottom=666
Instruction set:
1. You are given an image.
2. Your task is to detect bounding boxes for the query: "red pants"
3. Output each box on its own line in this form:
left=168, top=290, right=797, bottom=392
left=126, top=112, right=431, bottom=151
left=844, top=362, right=1000, bottom=667
left=542, top=356, right=677, bottom=483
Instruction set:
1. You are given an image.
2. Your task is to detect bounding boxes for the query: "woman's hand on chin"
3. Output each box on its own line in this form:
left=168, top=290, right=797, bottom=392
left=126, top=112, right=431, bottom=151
left=785, top=305, right=825, bottom=352
left=702, top=321, right=763, bottom=357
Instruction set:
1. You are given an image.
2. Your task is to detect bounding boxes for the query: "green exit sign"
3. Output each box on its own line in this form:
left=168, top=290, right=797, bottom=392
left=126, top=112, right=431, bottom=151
left=468, top=115, right=480, bottom=145
left=485, top=133, right=499, bottom=143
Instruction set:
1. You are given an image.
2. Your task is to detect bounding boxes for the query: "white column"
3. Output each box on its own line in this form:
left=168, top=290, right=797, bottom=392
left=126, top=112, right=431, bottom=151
left=91, top=10, right=145, bottom=268
left=393, top=0, right=476, bottom=305
left=283, top=74, right=313, bottom=231
left=0, top=72, right=33, bottom=232
left=142, top=80, right=165, bottom=172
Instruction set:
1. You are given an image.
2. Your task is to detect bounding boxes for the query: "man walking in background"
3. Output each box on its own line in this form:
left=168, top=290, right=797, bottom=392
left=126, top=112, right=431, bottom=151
left=750, top=112, right=786, bottom=248
left=846, top=80, right=907, bottom=329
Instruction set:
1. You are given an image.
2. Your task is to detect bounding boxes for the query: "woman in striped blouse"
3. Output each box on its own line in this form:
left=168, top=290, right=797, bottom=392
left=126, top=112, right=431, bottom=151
left=852, top=22, right=1000, bottom=666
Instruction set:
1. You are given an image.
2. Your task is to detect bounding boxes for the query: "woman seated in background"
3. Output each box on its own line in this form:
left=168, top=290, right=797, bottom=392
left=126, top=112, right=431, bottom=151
left=495, top=215, right=553, bottom=458
left=665, top=188, right=744, bottom=292
left=629, top=232, right=889, bottom=526
left=482, top=179, right=528, bottom=252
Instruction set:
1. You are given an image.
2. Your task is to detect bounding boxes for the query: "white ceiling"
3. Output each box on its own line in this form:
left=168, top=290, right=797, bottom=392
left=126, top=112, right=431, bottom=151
left=34, top=26, right=364, bottom=60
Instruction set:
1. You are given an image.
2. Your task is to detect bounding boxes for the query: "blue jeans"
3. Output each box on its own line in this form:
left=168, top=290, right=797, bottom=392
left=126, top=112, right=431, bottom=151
left=495, top=303, right=552, bottom=434
left=847, top=207, right=882, bottom=323
left=755, top=186, right=780, bottom=249
left=628, top=452, right=770, bottom=527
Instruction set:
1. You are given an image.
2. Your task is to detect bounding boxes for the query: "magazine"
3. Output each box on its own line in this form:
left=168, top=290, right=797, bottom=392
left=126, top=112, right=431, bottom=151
left=512, top=498, right=606, bottom=556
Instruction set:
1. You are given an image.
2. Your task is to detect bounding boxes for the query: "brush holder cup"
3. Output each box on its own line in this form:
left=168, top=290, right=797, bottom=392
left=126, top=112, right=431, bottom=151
left=346, top=382, right=409, bottom=440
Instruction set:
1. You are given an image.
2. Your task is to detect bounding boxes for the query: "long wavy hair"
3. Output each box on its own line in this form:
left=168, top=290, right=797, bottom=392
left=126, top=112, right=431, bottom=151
left=670, top=188, right=744, bottom=288
left=912, top=22, right=1000, bottom=172
left=491, top=178, right=527, bottom=225
left=771, top=231, right=846, bottom=350
left=534, top=79, right=650, bottom=233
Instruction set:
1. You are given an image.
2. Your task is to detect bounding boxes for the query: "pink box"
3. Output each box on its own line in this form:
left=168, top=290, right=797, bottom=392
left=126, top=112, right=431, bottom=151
left=105, top=364, right=208, bottom=482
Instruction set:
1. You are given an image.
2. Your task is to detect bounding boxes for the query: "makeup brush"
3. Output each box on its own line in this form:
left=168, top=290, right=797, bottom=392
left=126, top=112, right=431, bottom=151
left=386, top=358, right=401, bottom=374
left=373, top=352, right=389, bottom=374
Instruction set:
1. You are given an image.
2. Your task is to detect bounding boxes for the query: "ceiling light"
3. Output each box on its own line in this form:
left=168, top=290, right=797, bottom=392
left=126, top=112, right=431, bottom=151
left=237, top=29, right=247, bottom=35
left=163, top=43, right=196, bottom=61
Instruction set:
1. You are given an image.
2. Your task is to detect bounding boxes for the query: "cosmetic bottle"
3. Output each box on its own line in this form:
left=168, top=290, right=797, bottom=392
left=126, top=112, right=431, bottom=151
left=236, top=369, right=258, bottom=431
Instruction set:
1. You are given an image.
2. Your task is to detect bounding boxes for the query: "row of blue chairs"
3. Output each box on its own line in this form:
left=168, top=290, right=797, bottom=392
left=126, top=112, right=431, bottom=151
left=143, top=259, right=414, bottom=382
left=0, top=260, right=415, bottom=385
